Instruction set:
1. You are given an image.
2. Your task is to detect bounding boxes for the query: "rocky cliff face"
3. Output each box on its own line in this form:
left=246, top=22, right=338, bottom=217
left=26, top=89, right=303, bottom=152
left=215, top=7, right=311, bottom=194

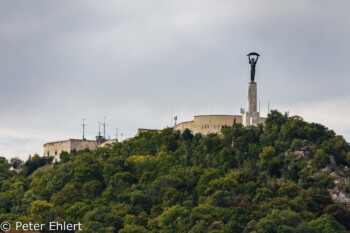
left=329, top=171, right=350, bottom=209
left=285, top=145, right=350, bottom=209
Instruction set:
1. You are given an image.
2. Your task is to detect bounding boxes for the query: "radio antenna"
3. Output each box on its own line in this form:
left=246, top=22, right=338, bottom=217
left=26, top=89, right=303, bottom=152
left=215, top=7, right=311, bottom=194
left=103, top=117, right=108, bottom=139
left=82, top=118, right=87, bottom=140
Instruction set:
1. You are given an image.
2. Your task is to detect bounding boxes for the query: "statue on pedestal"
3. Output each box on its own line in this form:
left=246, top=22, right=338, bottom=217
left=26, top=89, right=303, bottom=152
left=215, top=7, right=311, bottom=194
left=247, top=52, right=260, bottom=83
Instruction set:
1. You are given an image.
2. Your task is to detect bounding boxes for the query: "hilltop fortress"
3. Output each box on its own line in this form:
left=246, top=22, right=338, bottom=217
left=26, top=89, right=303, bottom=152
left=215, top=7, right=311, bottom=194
left=44, top=53, right=265, bottom=160
left=174, top=114, right=265, bottom=135
left=44, top=137, right=117, bottom=162
left=174, top=80, right=265, bottom=135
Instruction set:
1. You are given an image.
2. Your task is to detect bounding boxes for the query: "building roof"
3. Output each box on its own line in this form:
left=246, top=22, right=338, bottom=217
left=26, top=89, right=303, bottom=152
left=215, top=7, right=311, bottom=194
left=194, top=114, right=241, bottom=117
left=43, top=138, right=97, bottom=146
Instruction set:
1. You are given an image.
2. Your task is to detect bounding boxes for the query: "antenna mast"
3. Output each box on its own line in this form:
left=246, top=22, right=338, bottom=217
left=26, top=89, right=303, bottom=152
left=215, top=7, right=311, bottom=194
left=174, top=116, right=178, bottom=126
left=82, top=118, right=87, bottom=140
left=103, top=117, right=107, bottom=139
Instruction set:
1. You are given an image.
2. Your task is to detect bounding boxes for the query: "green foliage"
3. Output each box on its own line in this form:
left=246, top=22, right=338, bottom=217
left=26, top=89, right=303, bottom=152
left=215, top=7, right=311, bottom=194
left=0, top=111, right=349, bottom=232
left=323, top=204, right=350, bottom=230
left=0, top=157, right=10, bottom=175
left=10, top=157, right=24, bottom=169
left=66, top=201, right=93, bottom=222
left=182, top=128, right=194, bottom=141
left=119, top=224, right=150, bottom=233
left=29, top=200, right=56, bottom=223
left=277, top=182, right=301, bottom=198
left=21, top=154, right=53, bottom=176
left=253, top=187, right=273, bottom=203
left=74, top=162, right=103, bottom=183
left=259, top=146, right=276, bottom=166
left=82, top=180, right=103, bottom=199
left=50, top=182, right=81, bottom=205
left=311, top=149, right=330, bottom=169
left=255, top=209, right=303, bottom=233
left=59, top=151, right=70, bottom=163
left=309, top=214, right=346, bottom=233
left=157, top=205, right=190, bottom=233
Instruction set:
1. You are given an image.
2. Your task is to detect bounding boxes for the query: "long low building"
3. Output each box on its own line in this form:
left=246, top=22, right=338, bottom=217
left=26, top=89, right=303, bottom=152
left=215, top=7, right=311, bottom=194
left=174, top=114, right=265, bottom=135
left=44, top=139, right=99, bottom=161
left=44, top=137, right=117, bottom=162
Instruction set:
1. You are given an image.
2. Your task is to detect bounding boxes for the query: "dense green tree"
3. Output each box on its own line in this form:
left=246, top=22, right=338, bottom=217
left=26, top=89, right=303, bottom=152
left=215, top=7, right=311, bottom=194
left=10, top=157, right=24, bottom=169
left=82, top=180, right=103, bottom=199
left=323, top=204, right=350, bottom=230
left=253, top=187, right=273, bottom=203
left=119, top=224, right=150, bottom=233
left=29, top=200, right=56, bottom=223
left=50, top=182, right=81, bottom=205
left=309, top=214, right=346, bottom=233
left=21, top=154, right=52, bottom=176
left=59, top=151, right=71, bottom=163
left=74, top=162, right=103, bottom=183
left=83, top=206, right=123, bottom=232
left=158, top=205, right=190, bottom=233
left=311, top=149, right=330, bottom=169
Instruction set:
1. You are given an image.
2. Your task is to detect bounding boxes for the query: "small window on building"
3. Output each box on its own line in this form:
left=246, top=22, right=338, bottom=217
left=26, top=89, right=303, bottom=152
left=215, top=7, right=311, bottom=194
left=47, top=152, right=50, bottom=156
left=55, top=150, right=57, bottom=155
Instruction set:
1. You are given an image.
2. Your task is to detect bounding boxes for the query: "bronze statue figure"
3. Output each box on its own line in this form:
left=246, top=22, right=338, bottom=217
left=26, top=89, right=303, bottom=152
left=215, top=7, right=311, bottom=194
left=247, top=52, right=260, bottom=83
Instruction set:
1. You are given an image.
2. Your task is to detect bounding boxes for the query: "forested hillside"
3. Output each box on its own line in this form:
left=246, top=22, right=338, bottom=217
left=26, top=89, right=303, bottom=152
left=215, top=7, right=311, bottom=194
left=1, top=110, right=350, bottom=233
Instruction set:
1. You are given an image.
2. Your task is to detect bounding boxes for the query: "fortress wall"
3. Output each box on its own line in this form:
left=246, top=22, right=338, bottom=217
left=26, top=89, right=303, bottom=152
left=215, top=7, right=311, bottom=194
left=193, top=115, right=242, bottom=135
left=98, top=139, right=118, bottom=148
left=137, top=128, right=162, bottom=135
left=174, top=121, right=194, bottom=132
left=70, top=139, right=98, bottom=152
left=258, top=117, right=266, bottom=124
left=175, top=115, right=243, bottom=135
left=43, top=140, right=71, bottom=162
left=43, top=139, right=99, bottom=162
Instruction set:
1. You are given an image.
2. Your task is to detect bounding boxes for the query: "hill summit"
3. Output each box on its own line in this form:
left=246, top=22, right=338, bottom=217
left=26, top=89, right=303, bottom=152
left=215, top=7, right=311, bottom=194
left=1, top=110, right=350, bottom=233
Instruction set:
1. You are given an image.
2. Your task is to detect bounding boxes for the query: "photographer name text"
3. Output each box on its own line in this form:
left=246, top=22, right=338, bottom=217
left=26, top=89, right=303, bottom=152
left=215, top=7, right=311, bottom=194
left=15, top=221, right=82, bottom=231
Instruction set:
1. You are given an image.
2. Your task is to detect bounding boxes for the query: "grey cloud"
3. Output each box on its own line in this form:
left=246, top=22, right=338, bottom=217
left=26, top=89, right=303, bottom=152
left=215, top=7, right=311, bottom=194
left=0, top=0, right=349, bottom=158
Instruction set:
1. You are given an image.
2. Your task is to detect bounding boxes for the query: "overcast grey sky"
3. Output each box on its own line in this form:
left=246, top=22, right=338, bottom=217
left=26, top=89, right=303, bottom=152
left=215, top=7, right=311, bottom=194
left=1, top=0, right=350, bottom=160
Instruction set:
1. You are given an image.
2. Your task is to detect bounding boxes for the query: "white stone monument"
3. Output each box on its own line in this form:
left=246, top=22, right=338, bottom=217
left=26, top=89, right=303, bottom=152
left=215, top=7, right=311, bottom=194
left=243, top=52, right=261, bottom=126
left=242, top=82, right=260, bottom=126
